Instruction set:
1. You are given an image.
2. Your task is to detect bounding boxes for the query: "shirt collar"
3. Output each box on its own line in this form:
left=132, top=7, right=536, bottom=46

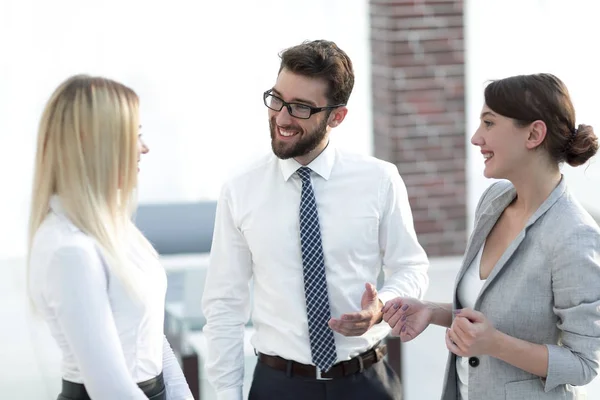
left=278, top=142, right=336, bottom=181
left=49, top=194, right=65, bottom=217
left=49, top=195, right=81, bottom=232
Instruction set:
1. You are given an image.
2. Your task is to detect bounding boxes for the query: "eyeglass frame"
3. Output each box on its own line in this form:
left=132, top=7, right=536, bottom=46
left=263, top=90, right=346, bottom=120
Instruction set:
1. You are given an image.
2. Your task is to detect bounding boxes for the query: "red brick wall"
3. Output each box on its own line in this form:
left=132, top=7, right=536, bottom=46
left=370, top=0, right=467, bottom=257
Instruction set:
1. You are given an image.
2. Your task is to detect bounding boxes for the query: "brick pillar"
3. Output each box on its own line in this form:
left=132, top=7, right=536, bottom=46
left=370, top=0, right=467, bottom=257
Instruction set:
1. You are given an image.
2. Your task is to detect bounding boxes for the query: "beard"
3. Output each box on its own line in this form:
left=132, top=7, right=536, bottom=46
left=269, top=116, right=329, bottom=160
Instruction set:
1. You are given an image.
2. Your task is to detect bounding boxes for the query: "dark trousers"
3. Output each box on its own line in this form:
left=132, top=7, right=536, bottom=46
left=248, top=358, right=403, bottom=400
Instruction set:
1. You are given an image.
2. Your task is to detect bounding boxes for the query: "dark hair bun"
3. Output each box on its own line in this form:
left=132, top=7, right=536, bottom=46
left=565, top=124, right=599, bottom=167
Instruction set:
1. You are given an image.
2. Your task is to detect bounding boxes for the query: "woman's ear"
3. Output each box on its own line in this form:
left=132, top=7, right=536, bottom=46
left=525, top=120, right=547, bottom=150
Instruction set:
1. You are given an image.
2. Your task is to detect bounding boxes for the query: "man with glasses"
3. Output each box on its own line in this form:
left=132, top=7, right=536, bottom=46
left=202, top=40, right=429, bottom=400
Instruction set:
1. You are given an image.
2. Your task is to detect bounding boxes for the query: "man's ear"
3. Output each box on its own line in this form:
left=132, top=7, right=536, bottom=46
left=328, top=106, right=348, bottom=128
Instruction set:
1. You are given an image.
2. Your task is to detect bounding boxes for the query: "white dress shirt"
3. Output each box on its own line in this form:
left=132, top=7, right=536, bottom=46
left=456, top=243, right=486, bottom=400
left=202, top=143, right=430, bottom=400
left=28, top=196, right=193, bottom=400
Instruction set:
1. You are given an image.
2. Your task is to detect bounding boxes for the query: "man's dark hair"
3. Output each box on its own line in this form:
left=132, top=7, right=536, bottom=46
left=279, top=40, right=354, bottom=105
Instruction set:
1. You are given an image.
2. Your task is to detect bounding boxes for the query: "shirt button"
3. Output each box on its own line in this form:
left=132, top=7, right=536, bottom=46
left=468, top=357, right=480, bottom=367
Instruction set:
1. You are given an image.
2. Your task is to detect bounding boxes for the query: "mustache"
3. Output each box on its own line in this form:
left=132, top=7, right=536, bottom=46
left=278, top=125, right=302, bottom=131
left=270, top=118, right=302, bottom=132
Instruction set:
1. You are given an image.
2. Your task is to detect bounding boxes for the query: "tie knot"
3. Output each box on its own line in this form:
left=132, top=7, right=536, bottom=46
left=297, top=167, right=312, bottom=184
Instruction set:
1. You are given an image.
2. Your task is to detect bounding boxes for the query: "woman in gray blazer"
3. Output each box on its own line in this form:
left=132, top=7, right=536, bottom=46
left=383, top=73, right=600, bottom=399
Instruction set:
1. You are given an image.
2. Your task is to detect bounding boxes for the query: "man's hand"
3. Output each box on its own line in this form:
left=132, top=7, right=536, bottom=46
left=328, top=283, right=383, bottom=337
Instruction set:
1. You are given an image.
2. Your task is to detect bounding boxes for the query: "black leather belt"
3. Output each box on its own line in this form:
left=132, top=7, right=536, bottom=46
left=57, top=372, right=165, bottom=400
left=258, top=344, right=387, bottom=380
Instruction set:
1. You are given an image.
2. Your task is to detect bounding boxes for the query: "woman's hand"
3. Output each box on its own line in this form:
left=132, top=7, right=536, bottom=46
left=445, top=308, right=498, bottom=357
left=382, top=297, right=433, bottom=342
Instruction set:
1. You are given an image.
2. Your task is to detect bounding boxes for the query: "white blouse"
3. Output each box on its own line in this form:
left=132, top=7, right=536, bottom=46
left=455, top=243, right=487, bottom=400
left=28, top=196, right=193, bottom=400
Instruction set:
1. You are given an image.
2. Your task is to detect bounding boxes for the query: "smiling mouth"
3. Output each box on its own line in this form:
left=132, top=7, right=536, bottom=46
left=483, top=153, right=494, bottom=162
left=278, top=126, right=300, bottom=138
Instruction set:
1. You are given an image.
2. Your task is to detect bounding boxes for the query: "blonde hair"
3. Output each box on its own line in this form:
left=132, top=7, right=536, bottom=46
left=28, top=74, right=156, bottom=300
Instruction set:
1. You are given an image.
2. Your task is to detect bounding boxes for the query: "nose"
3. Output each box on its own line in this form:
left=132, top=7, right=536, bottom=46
left=274, top=105, right=293, bottom=126
left=471, top=128, right=484, bottom=147
left=139, top=137, right=149, bottom=154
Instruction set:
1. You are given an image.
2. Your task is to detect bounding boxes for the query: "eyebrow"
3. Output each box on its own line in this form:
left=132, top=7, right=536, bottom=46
left=271, top=88, right=317, bottom=107
left=480, top=111, right=496, bottom=119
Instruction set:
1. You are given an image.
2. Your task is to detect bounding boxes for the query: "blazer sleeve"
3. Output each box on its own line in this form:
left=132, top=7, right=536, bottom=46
left=544, top=222, right=600, bottom=391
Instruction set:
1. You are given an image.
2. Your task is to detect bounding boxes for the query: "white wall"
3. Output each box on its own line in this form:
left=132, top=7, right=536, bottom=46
left=8, top=0, right=597, bottom=258
left=0, top=0, right=372, bottom=260
left=465, top=0, right=600, bottom=227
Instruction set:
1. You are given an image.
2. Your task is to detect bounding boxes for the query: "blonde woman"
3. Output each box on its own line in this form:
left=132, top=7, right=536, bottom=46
left=27, top=75, right=194, bottom=400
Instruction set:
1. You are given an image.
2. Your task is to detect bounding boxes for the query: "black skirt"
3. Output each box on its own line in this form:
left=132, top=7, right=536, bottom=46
left=57, top=372, right=165, bottom=400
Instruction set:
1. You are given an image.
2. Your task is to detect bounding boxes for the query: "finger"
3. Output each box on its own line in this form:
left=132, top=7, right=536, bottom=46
left=383, top=304, right=401, bottom=320
left=340, top=320, right=371, bottom=330
left=382, top=310, right=392, bottom=323
left=382, top=302, right=393, bottom=313
left=329, top=318, right=370, bottom=333
left=328, top=318, right=347, bottom=332
left=451, top=320, right=473, bottom=349
left=389, top=306, right=412, bottom=330
left=361, top=283, right=378, bottom=307
left=399, top=325, right=419, bottom=343
left=447, top=327, right=467, bottom=353
left=328, top=320, right=349, bottom=336
left=341, top=327, right=369, bottom=337
left=365, top=282, right=377, bottom=296
left=392, top=321, right=408, bottom=337
left=329, top=321, right=368, bottom=337
left=383, top=298, right=403, bottom=313
left=445, top=329, right=464, bottom=356
left=391, top=322, right=403, bottom=337
left=340, top=311, right=370, bottom=322
left=384, top=308, right=404, bottom=327
left=454, top=308, right=484, bottom=323
left=384, top=301, right=409, bottom=320
left=391, top=322, right=418, bottom=342
left=453, top=316, right=475, bottom=340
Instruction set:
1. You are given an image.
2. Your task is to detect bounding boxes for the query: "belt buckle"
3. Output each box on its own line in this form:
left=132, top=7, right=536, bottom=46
left=375, top=345, right=385, bottom=362
left=315, top=367, right=333, bottom=381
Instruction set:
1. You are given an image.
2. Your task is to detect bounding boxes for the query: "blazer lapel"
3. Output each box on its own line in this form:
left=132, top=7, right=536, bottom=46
left=474, top=230, right=525, bottom=307
left=474, top=178, right=568, bottom=307
left=454, top=186, right=516, bottom=306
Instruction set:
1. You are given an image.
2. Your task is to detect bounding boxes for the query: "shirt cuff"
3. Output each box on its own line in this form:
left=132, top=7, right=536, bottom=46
left=377, top=291, right=397, bottom=307
left=216, top=387, right=243, bottom=400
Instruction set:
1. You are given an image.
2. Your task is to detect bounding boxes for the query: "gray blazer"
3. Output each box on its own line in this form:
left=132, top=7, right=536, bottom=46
left=440, top=178, right=600, bottom=400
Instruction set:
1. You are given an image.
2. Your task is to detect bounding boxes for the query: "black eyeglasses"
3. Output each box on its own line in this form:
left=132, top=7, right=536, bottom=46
left=263, top=90, right=345, bottom=119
